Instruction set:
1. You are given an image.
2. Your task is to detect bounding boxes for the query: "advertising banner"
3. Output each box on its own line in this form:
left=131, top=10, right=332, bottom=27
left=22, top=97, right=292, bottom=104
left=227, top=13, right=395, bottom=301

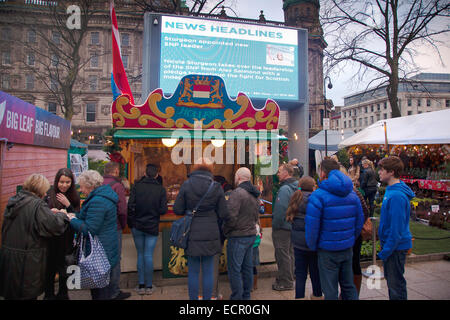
left=0, top=91, right=71, bottom=149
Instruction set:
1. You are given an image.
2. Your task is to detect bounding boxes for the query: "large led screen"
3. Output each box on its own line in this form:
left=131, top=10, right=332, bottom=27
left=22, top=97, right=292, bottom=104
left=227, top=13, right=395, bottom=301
left=159, top=15, right=299, bottom=101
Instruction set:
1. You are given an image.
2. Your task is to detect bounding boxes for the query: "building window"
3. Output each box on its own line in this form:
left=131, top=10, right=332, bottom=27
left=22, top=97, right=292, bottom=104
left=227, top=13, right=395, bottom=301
left=91, top=32, right=99, bottom=45
left=1, top=74, right=10, bottom=89
left=122, top=55, right=128, bottom=69
left=344, top=121, right=346, bottom=128
left=48, top=102, right=57, bottom=114
left=86, top=103, right=96, bottom=122
left=28, top=30, right=36, bottom=43
left=2, top=51, right=11, bottom=65
left=1, top=27, right=11, bottom=41
left=27, top=52, right=35, bottom=66
left=383, top=113, right=387, bottom=119
left=349, top=120, right=351, bottom=128
left=52, top=32, right=61, bottom=45
left=364, top=117, right=368, bottom=126
left=407, top=99, right=412, bottom=107
left=371, top=105, right=374, bottom=112
left=377, top=104, right=380, bottom=111
left=51, top=54, right=59, bottom=67
left=364, top=106, right=368, bottom=113
left=90, top=53, right=98, bottom=68
left=344, top=111, right=346, bottom=118
left=417, top=99, right=421, bottom=107
left=26, top=74, right=34, bottom=90
left=359, top=118, right=362, bottom=127
left=446, top=100, right=450, bottom=108
left=122, top=33, right=130, bottom=47
left=370, top=116, right=374, bottom=124
left=407, top=110, right=413, bottom=115
left=427, top=99, right=431, bottom=107
left=418, top=111, right=422, bottom=114
left=376, top=114, right=380, bottom=121
left=353, top=119, right=356, bottom=127
left=384, top=102, right=387, bottom=109
left=50, top=75, right=58, bottom=91
left=89, top=75, right=97, bottom=91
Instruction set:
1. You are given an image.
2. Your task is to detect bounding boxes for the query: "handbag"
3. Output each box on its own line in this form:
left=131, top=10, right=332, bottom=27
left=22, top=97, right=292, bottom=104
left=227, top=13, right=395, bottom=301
left=78, top=231, right=111, bottom=289
left=361, top=218, right=373, bottom=241
left=170, top=180, right=215, bottom=249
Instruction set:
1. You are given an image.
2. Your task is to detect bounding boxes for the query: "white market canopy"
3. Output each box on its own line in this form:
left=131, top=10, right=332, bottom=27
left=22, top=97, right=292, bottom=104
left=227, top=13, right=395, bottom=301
left=339, top=109, right=450, bottom=148
left=309, top=129, right=355, bottom=151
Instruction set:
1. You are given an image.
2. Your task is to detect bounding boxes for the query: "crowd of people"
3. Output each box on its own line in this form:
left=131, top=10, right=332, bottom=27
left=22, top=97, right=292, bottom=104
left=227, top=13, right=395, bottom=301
left=0, top=155, right=414, bottom=301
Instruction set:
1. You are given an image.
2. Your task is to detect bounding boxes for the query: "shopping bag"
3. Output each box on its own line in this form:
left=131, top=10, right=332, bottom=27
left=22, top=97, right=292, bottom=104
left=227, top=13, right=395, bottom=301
left=78, top=232, right=111, bottom=289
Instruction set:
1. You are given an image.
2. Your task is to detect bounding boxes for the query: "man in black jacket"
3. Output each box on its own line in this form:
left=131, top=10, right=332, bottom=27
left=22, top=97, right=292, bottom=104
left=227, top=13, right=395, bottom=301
left=224, top=167, right=260, bottom=300
left=127, top=164, right=167, bottom=295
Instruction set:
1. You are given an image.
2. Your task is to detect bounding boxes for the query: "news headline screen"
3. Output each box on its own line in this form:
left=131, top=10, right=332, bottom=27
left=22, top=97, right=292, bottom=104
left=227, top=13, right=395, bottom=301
left=159, top=16, right=299, bottom=101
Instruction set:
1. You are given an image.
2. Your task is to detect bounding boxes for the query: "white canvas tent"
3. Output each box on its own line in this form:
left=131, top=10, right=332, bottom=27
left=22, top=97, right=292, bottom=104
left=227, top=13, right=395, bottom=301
left=309, top=129, right=355, bottom=151
left=339, top=109, right=450, bottom=148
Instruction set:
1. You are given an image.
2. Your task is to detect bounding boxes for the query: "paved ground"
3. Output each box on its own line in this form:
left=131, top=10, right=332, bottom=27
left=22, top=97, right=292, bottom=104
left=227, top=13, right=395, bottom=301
left=42, top=259, right=450, bottom=300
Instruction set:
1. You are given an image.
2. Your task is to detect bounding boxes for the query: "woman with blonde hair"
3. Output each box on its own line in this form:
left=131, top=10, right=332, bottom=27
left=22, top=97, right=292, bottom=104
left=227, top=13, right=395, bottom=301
left=0, top=174, right=69, bottom=300
left=173, top=158, right=229, bottom=300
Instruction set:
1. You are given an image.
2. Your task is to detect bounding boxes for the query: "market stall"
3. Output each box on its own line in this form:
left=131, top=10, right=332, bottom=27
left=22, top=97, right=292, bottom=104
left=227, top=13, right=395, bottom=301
left=0, top=91, right=71, bottom=240
left=339, top=110, right=450, bottom=226
left=109, top=74, right=286, bottom=276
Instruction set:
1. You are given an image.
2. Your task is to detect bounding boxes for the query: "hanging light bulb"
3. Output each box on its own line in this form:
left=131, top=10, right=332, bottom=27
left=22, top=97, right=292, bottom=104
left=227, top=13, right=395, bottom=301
left=211, top=139, right=225, bottom=148
left=162, top=138, right=177, bottom=147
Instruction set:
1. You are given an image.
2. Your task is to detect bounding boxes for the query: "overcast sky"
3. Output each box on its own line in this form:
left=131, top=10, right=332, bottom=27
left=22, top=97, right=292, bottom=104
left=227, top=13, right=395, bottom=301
left=232, top=0, right=450, bottom=106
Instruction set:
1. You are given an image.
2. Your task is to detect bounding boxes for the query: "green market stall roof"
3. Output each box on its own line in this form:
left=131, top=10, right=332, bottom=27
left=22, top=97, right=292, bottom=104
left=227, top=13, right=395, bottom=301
left=113, top=129, right=288, bottom=141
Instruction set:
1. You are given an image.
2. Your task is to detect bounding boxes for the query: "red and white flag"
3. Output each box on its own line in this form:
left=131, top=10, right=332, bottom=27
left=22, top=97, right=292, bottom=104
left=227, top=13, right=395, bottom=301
left=110, top=0, right=134, bottom=104
left=193, top=85, right=211, bottom=99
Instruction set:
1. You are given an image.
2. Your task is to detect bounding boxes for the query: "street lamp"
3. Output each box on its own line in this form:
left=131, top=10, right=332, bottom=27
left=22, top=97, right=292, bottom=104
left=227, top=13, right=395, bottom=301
left=324, top=76, right=333, bottom=155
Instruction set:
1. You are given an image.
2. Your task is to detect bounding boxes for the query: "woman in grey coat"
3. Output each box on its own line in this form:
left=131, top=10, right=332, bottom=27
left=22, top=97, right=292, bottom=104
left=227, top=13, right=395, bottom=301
left=173, top=160, right=229, bottom=300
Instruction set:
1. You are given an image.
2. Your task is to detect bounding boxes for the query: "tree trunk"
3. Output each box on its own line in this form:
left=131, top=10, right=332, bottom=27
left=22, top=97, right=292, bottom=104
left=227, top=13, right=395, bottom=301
left=387, top=71, right=401, bottom=118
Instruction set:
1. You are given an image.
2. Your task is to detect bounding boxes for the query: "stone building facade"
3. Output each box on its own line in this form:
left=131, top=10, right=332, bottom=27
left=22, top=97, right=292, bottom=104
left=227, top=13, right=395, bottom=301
left=339, top=73, right=450, bottom=133
left=0, top=0, right=327, bottom=144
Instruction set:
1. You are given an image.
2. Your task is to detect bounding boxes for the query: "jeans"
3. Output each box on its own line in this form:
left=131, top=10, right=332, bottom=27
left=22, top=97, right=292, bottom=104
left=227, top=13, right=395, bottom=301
left=227, top=236, right=256, bottom=300
left=187, top=255, right=214, bottom=300
left=317, top=248, right=358, bottom=300
left=90, top=262, right=119, bottom=300
left=132, top=228, right=158, bottom=287
left=383, top=250, right=408, bottom=300
left=110, top=231, right=122, bottom=298
left=272, top=229, right=295, bottom=288
left=294, top=248, right=322, bottom=298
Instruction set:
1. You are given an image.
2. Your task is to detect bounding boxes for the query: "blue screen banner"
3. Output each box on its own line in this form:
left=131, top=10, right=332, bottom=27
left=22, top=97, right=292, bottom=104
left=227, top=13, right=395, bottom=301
left=159, top=16, right=299, bottom=101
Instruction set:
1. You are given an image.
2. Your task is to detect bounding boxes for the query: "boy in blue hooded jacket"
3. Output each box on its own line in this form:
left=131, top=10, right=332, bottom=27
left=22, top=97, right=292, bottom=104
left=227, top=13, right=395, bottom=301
left=305, top=159, right=364, bottom=300
left=377, top=156, right=414, bottom=300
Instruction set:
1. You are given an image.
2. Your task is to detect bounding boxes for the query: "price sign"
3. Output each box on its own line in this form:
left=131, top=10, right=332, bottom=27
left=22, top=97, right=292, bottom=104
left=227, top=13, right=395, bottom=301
left=431, top=205, right=440, bottom=213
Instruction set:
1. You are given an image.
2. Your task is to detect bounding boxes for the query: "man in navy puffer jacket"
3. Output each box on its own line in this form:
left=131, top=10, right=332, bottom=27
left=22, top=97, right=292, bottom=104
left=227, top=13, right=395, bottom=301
left=305, top=159, right=364, bottom=300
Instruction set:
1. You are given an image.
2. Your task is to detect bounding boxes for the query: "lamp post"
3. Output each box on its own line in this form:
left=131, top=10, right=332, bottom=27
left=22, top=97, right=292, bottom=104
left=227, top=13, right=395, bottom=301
left=324, top=76, right=333, bottom=155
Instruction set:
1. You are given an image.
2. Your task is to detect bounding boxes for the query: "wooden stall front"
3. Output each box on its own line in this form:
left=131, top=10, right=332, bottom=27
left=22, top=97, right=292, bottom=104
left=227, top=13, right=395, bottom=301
left=110, top=74, right=284, bottom=276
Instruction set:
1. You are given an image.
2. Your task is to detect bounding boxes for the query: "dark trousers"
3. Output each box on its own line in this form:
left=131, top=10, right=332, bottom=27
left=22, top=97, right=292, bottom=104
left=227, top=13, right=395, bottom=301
left=44, top=238, right=69, bottom=298
left=352, top=236, right=362, bottom=275
left=383, top=250, right=408, bottom=300
left=90, top=262, right=119, bottom=300
left=109, top=231, right=122, bottom=299
left=294, top=248, right=322, bottom=298
left=318, top=248, right=358, bottom=300
left=227, top=236, right=255, bottom=300
left=364, top=190, right=377, bottom=217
